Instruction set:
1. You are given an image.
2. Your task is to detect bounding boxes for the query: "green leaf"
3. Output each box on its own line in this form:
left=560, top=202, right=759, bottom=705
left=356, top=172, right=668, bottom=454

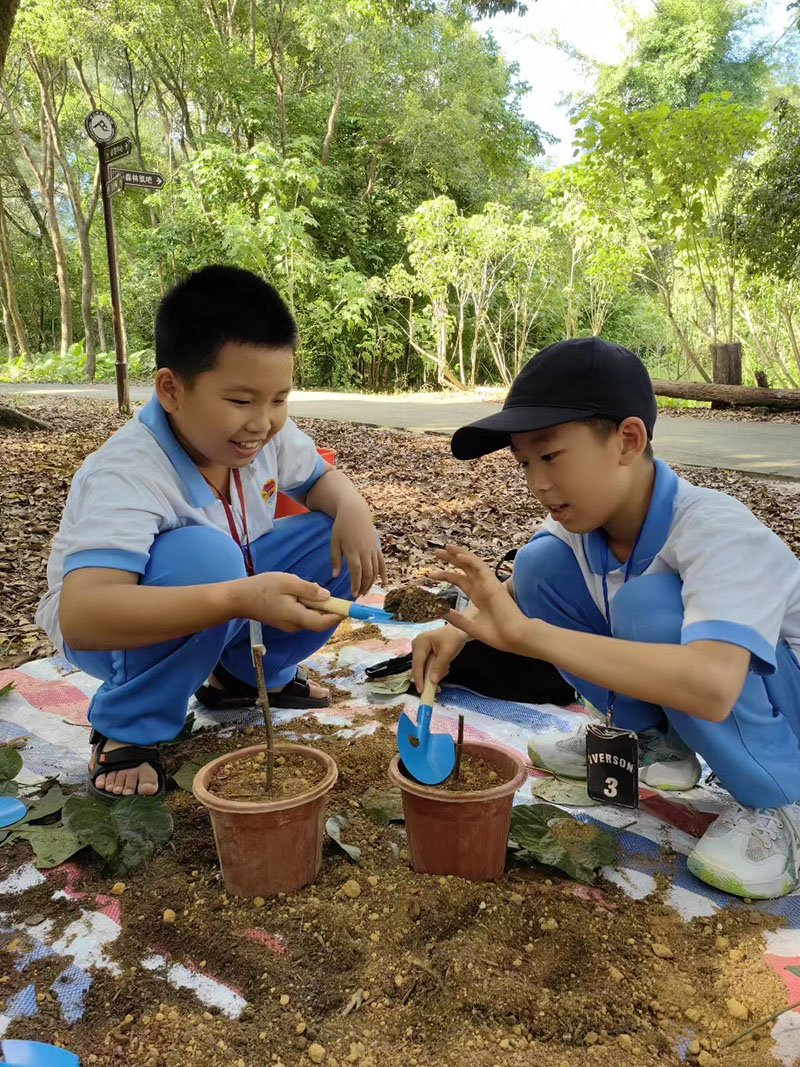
left=0, top=682, right=15, bottom=699
left=17, top=786, right=65, bottom=825
left=0, top=748, right=23, bottom=782
left=12, top=824, right=86, bottom=868
left=0, top=780, right=19, bottom=797
left=509, top=804, right=617, bottom=885
left=63, top=794, right=174, bottom=874
left=359, top=787, right=404, bottom=825
left=531, top=776, right=600, bottom=808
left=173, top=753, right=222, bottom=793
left=788, top=965, right=800, bottom=978
left=326, top=813, right=361, bottom=862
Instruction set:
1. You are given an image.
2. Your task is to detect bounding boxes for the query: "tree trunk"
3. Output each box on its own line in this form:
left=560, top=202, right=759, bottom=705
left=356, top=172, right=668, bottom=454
left=32, top=53, right=98, bottom=378
left=0, top=404, right=51, bottom=430
left=651, top=378, right=800, bottom=410
left=320, top=75, right=344, bottom=166
left=0, top=190, right=30, bottom=357
left=710, top=341, right=742, bottom=411
left=0, top=0, right=20, bottom=76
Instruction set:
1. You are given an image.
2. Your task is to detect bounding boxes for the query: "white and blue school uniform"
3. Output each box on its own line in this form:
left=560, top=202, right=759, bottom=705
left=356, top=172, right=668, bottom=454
left=512, top=458, right=800, bottom=808
left=36, top=395, right=351, bottom=745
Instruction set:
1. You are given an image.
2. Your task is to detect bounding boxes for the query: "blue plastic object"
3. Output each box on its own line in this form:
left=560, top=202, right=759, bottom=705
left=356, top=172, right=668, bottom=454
left=396, top=676, right=455, bottom=786
left=348, top=603, right=394, bottom=622
left=0, top=796, right=26, bottom=828
left=1, top=1040, right=79, bottom=1066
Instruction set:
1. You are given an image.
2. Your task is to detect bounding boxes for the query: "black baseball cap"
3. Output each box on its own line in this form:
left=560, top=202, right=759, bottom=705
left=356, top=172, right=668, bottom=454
left=451, top=336, right=657, bottom=460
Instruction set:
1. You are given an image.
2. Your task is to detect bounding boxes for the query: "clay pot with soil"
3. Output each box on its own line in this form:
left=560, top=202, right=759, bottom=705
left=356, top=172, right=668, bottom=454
left=388, top=738, right=527, bottom=881
left=193, top=628, right=337, bottom=897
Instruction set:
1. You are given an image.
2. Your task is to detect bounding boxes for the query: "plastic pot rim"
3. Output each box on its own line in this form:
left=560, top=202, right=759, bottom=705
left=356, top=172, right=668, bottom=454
left=388, top=739, right=527, bottom=804
left=192, top=742, right=338, bottom=815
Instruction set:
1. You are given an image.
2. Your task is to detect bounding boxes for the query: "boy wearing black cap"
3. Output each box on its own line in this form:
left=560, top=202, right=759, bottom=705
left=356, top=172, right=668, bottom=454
left=413, top=336, right=800, bottom=900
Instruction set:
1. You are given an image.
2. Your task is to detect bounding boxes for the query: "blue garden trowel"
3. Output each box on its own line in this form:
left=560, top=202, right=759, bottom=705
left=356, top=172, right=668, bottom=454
left=1, top=1040, right=79, bottom=1066
left=397, top=671, right=455, bottom=785
left=0, top=796, right=26, bottom=829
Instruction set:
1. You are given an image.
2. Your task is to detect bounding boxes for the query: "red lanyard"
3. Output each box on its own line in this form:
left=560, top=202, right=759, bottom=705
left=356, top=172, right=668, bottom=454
left=203, top=468, right=255, bottom=576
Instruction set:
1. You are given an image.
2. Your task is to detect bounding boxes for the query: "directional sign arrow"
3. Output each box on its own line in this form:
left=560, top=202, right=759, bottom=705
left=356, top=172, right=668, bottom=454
left=106, top=173, right=124, bottom=197
left=109, top=167, right=164, bottom=191
left=105, top=137, right=132, bottom=163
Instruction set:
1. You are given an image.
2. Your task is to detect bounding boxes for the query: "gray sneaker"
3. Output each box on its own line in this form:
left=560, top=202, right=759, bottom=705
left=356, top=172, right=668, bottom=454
left=688, top=801, right=800, bottom=899
left=528, top=722, right=701, bottom=791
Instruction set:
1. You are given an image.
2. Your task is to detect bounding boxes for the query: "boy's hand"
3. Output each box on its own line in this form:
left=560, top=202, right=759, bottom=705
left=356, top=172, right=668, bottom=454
left=331, top=501, right=387, bottom=597
left=429, top=545, right=530, bottom=655
left=411, top=625, right=469, bottom=692
left=235, top=573, right=341, bottom=633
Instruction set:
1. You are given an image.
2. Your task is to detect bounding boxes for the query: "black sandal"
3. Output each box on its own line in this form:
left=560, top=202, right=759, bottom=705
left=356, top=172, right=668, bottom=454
left=87, top=729, right=168, bottom=805
left=195, top=662, right=331, bottom=710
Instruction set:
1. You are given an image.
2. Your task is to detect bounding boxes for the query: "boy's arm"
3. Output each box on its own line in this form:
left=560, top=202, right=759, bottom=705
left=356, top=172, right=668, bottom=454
left=430, top=546, right=750, bottom=723
left=60, top=567, right=340, bottom=651
left=303, top=462, right=387, bottom=596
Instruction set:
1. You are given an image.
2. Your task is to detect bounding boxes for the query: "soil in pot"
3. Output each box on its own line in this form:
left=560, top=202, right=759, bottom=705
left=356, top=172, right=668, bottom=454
left=405, top=752, right=514, bottom=793
left=384, top=584, right=450, bottom=621
left=207, top=751, right=325, bottom=801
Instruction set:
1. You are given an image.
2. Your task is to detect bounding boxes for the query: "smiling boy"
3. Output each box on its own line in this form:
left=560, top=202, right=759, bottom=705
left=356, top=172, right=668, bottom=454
left=413, top=337, right=800, bottom=899
left=37, top=265, right=384, bottom=801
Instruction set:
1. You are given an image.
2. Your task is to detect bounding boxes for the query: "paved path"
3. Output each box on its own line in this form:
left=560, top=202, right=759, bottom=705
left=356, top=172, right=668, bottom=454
left=4, top=382, right=800, bottom=480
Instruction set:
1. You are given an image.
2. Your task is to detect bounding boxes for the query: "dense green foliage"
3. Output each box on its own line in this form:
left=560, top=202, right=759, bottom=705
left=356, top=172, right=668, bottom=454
left=1, top=0, right=800, bottom=389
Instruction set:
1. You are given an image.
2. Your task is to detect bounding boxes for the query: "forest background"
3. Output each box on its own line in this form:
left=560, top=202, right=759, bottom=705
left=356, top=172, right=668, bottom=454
left=2, top=0, right=800, bottom=394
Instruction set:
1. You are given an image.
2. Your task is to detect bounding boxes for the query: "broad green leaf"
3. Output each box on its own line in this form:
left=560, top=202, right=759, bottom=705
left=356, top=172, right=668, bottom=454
left=326, top=813, right=361, bottom=862
left=531, top=776, right=599, bottom=808
left=0, top=748, right=23, bottom=782
left=0, top=780, right=19, bottom=797
left=359, top=787, right=404, bottom=825
left=0, top=682, right=15, bottom=699
left=63, top=794, right=174, bottom=874
left=12, top=824, right=85, bottom=868
left=17, top=786, right=65, bottom=825
left=509, top=804, right=616, bottom=885
left=788, top=965, right=800, bottom=978
left=173, top=753, right=222, bottom=793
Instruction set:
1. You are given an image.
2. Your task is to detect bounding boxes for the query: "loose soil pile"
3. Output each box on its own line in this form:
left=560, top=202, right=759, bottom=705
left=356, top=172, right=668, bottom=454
left=0, top=713, right=791, bottom=1067
left=384, top=586, right=450, bottom=622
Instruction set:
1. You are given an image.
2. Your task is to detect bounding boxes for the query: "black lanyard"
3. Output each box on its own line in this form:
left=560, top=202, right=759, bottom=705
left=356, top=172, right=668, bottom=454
left=600, top=526, right=643, bottom=725
left=203, top=468, right=255, bottom=577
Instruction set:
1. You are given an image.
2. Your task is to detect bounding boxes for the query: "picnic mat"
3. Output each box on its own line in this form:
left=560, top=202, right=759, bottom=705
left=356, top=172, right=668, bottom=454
left=1, top=605, right=799, bottom=1064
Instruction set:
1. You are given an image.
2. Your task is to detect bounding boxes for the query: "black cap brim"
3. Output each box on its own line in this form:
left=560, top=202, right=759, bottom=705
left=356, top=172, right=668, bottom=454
left=451, top=405, right=597, bottom=460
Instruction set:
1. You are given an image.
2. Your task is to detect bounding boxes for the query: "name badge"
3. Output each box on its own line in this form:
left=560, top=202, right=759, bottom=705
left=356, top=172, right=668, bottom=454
left=585, top=723, right=639, bottom=809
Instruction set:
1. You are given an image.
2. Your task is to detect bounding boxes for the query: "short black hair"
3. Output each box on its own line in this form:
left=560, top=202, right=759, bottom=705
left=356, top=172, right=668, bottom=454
left=583, top=416, right=654, bottom=461
left=155, top=265, right=298, bottom=380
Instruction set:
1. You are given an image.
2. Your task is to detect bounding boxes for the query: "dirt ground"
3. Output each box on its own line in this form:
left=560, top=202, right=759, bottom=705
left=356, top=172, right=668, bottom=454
left=0, top=707, right=792, bottom=1067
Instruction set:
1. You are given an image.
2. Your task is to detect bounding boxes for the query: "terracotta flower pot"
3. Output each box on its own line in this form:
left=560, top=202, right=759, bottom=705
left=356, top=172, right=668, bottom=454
left=193, top=742, right=338, bottom=897
left=388, top=740, right=527, bottom=881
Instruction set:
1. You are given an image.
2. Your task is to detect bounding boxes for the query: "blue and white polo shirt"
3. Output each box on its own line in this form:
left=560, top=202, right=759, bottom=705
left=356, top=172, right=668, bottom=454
left=525, top=458, right=800, bottom=673
left=36, top=394, right=325, bottom=652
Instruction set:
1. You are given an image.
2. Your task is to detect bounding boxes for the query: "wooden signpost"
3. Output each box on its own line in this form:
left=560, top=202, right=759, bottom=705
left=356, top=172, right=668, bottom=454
left=85, top=110, right=164, bottom=414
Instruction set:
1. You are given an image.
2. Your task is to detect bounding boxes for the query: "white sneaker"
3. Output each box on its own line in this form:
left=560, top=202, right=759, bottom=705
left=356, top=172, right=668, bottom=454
left=687, top=801, right=800, bottom=899
left=528, top=722, right=702, bottom=791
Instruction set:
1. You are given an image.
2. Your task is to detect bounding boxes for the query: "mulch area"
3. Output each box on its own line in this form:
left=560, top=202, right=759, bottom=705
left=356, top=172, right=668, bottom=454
left=1, top=392, right=799, bottom=667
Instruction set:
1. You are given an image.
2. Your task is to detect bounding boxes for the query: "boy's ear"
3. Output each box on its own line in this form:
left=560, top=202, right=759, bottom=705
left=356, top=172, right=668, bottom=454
left=617, top=417, right=649, bottom=465
left=155, top=367, right=184, bottom=412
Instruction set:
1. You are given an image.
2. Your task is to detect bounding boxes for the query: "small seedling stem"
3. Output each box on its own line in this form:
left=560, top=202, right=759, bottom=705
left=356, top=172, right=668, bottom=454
left=251, top=639, right=274, bottom=792
left=453, top=715, right=464, bottom=782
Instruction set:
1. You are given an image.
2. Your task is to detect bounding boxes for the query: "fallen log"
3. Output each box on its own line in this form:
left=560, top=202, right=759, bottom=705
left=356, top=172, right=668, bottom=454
left=651, top=379, right=800, bottom=411
left=0, top=404, right=51, bottom=430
